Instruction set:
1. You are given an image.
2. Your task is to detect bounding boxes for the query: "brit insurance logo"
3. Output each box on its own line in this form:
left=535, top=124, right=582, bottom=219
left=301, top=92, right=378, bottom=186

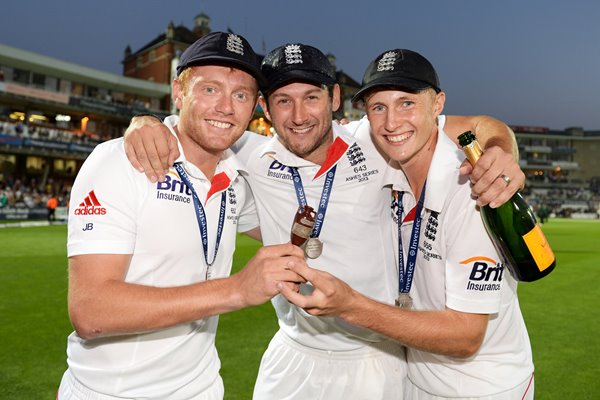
left=156, top=171, right=192, bottom=204
left=74, top=190, right=106, bottom=215
left=461, top=256, right=504, bottom=292
left=267, top=160, right=293, bottom=180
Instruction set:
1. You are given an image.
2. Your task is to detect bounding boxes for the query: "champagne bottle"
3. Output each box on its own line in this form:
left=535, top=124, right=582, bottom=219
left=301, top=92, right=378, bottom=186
left=458, top=131, right=556, bottom=282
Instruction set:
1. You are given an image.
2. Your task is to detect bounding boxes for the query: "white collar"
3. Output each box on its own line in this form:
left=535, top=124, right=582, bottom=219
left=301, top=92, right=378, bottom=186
left=389, top=115, right=463, bottom=213
left=258, top=121, right=356, bottom=168
left=163, top=115, right=248, bottom=182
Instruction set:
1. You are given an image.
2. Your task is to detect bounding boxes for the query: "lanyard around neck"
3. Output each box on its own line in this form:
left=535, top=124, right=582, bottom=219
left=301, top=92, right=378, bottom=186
left=174, top=163, right=227, bottom=274
left=290, top=166, right=337, bottom=239
left=396, top=182, right=426, bottom=294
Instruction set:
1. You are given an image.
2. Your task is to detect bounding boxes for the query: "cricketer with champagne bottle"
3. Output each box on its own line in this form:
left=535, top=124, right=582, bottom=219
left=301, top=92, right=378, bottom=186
left=280, top=49, right=536, bottom=400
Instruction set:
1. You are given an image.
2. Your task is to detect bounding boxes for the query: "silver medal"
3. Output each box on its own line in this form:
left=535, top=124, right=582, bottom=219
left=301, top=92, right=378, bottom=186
left=304, top=238, right=323, bottom=259
left=395, top=293, right=413, bottom=309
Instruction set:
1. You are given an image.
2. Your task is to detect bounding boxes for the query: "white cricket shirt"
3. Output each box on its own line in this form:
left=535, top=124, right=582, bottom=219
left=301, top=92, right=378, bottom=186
left=237, top=118, right=399, bottom=351
left=389, top=116, right=534, bottom=397
left=65, top=117, right=258, bottom=399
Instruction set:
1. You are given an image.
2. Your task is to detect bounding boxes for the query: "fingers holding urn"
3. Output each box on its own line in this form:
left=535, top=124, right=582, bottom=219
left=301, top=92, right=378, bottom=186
left=278, top=266, right=354, bottom=318
left=237, top=244, right=307, bottom=307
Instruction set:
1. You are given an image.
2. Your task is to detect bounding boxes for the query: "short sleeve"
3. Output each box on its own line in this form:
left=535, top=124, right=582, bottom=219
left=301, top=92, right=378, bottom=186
left=443, top=182, right=505, bottom=314
left=67, top=139, right=143, bottom=257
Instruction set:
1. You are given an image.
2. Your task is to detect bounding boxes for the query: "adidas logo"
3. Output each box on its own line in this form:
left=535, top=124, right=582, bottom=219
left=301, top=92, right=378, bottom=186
left=74, top=190, right=107, bottom=215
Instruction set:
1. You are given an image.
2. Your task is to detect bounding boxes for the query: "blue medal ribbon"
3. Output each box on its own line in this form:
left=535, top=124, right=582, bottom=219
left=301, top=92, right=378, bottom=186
left=174, top=163, right=227, bottom=277
left=290, top=166, right=337, bottom=239
left=396, top=182, right=426, bottom=294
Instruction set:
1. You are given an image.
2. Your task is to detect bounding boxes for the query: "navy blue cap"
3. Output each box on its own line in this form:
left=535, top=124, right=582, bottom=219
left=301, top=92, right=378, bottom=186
left=261, top=43, right=336, bottom=95
left=352, top=49, right=440, bottom=102
left=176, top=31, right=265, bottom=86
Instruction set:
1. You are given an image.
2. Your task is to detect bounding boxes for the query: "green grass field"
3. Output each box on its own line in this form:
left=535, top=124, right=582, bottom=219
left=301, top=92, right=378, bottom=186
left=0, top=219, right=598, bottom=399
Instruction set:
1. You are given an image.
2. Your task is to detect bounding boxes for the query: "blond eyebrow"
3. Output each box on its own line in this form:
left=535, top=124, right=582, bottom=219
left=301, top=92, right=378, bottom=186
left=194, top=77, right=257, bottom=93
left=393, top=92, right=419, bottom=100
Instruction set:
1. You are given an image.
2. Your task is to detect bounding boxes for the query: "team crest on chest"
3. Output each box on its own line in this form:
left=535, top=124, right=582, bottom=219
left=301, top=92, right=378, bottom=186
left=344, top=143, right=379, bottom=183
left=346, top=143, right=366, bottom=166
left=420, top=211, right=443, bottom=262
left=227, top=187, right=237, bottom=205
left=227, top=187, right=239, bottom=223
left=424, top=211, right=439, bottom=241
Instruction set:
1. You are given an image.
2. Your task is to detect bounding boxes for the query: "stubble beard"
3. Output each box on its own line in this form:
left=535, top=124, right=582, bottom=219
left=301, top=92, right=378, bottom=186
left=286, top=119, right=334, bottom=162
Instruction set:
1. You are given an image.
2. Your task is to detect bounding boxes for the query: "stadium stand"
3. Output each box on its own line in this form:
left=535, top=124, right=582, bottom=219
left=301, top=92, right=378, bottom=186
left=0, top=42, right=171, bottom=221
left=1, top=21, right=599, bottom=221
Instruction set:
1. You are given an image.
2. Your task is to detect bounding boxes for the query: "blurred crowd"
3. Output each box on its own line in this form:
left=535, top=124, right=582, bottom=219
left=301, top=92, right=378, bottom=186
left=0, top=119, right=102, bottom=145
left=0, top=176, right=70, bottom=209
left=1, top=118, right=598, bottom=220
left=525, top=187, right=600, bottom=218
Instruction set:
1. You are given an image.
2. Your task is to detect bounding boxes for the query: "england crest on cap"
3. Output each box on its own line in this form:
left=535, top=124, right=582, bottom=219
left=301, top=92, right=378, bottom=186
left=226, top=34, right=245, bottom=56
left=377, top=51, right=398, bottom=72
left=261, top=43, right=336, bottom=94
left=352, top=48, right=441, bottom=103
left=175, top=31, right=265, bottom=86
left=284, top=44, right=303, bottom=65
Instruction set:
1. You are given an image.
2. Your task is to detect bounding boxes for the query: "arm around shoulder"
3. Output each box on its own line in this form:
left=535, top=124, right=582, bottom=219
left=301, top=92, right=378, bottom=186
left=445, top=115, right=518, bottom=160
left=123, top=115, right=179, bottom=182
left=445, top=115, right=524, bottom=207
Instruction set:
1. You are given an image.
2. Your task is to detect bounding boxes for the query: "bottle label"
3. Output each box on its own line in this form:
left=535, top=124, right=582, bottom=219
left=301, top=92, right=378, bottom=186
left=522, top=224, right=555, bottom=271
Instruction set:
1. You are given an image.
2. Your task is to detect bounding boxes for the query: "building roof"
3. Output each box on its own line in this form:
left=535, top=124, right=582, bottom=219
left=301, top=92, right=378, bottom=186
left=336, top=70, right=360, bottom=88
left=128, top=24, right=199, bottom=57
left=0, top=43, right=169, bottom=97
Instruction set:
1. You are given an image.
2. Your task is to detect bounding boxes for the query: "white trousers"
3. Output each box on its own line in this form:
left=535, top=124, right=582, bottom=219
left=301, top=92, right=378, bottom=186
left=253, top=330, right=407, bottom=400
left=405, top=373, right=535, bottom=400
left=57, top=369, right=224, bottom=400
